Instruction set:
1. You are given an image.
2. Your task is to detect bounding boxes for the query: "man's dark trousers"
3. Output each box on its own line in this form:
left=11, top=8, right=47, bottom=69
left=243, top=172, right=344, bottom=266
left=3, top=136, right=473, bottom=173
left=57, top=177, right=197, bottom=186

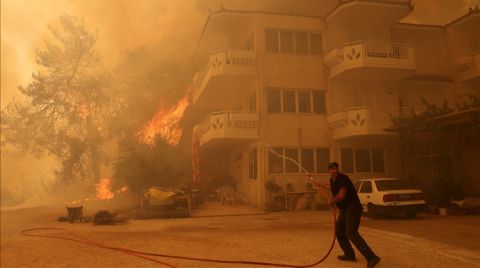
left=336, top=203, right=375, bottom=260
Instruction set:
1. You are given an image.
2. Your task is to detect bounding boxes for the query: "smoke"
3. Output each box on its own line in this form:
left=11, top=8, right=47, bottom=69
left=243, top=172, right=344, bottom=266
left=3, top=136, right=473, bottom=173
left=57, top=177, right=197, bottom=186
left=1, top=0, right=478, bottom=208
left=3, top=0, right=478, bottom=106
left=1, top=0, right=210, bottom=207
left=403, top=0, right=480, bottom=24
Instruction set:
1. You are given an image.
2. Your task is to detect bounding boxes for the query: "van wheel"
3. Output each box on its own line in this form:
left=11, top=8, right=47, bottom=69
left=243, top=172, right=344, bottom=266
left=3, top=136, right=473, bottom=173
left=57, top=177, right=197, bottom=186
left=367, top=204, right=379, bottom=219
left=406, top=212, right=416, bottom=219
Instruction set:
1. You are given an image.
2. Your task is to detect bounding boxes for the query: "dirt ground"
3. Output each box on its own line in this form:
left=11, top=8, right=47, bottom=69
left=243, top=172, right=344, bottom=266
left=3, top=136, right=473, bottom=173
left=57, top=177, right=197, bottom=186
left=1, top=205, right=480, bottom=268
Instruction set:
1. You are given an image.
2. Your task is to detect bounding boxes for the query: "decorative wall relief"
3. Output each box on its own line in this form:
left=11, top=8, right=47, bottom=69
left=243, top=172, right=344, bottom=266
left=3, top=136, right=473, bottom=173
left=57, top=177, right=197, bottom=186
left=211, top=116, right=224, bottom=130
left=346, top=47, right=361, bottom=60
left=350, top=113, right=366, bottom=126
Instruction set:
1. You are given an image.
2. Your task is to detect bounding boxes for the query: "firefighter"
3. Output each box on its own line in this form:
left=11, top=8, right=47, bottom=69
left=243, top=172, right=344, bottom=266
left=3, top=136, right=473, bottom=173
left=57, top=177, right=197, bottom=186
left=319, top=162, right=381, bottom=268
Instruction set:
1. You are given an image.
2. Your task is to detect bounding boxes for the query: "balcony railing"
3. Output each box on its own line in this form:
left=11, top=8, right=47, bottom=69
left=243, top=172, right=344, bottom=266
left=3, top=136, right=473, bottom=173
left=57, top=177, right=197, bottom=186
left=195, top=111, right=259, bottom=146
left=361, top=41, right=411, bottom=59
left=327, top=106, right=410, bottom=139
left=193, top=50, right=257, bottom=104
left=323, top=41, right=415, bottom=79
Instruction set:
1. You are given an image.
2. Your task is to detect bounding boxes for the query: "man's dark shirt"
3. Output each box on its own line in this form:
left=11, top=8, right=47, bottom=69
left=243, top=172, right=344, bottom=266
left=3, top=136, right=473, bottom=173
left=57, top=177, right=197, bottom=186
left=330, top=173, right=361, bottom=210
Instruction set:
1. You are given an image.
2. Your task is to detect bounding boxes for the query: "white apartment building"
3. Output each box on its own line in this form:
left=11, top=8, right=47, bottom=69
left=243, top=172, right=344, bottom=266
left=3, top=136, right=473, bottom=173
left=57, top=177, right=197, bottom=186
left=191, top=0, right=480, bottom=208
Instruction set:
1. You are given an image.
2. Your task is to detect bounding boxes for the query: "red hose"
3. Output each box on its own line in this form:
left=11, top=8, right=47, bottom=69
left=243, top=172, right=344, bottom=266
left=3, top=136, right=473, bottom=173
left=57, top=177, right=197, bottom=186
left=21, top=206, right=336, bottom=267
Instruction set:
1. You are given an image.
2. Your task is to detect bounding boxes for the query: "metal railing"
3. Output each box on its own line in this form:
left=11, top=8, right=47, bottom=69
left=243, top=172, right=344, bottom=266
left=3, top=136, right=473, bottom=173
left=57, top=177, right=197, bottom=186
left=193, top=50, right=257, bottom=100
left=344, top=40, right=412, bottom=59
left=196, top=111, right=259, bottom=138
left=331, top=106, right=416, bottom=123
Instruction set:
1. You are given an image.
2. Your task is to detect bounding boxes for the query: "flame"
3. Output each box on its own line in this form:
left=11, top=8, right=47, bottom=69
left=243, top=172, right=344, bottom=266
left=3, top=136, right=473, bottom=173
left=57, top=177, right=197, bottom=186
left=68, top=180, right=128, bottom=205
left=96, top=178, right=114, bottom=200
left=137, top=87, right=191, bottom=146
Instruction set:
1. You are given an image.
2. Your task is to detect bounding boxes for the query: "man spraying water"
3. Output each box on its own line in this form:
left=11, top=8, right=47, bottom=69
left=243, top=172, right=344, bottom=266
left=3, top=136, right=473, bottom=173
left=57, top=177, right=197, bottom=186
left=317, top=162, right=381, bottom=268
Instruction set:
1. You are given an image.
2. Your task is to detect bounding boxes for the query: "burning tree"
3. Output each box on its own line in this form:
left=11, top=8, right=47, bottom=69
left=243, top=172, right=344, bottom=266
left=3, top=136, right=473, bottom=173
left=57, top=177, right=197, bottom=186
left=1, top=14, right=120, bottom=185
left=109, top=47, right=196, bottom=193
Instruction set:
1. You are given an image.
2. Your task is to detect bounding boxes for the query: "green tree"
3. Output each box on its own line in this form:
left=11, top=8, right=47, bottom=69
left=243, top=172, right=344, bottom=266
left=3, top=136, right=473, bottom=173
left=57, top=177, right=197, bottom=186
left=1, top=14, right=120, bottom=185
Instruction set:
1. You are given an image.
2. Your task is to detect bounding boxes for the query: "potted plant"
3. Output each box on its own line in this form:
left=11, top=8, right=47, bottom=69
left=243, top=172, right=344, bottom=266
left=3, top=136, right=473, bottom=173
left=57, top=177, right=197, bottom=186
left=265, top=178, right=284, bottom=211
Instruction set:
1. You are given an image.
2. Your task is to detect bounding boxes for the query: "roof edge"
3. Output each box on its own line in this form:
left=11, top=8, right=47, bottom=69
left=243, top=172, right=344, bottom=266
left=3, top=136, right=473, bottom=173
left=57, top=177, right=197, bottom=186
left=326, top=0, right=413, bottom=21
left=397, top=5, right=480, bottom=30
left=192, top=6, right=324, bottom=63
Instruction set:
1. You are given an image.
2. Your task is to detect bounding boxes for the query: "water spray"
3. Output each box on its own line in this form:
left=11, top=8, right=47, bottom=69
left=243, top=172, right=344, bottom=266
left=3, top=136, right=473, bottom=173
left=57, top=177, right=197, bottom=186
left=266, top=146, right=330, bottom=192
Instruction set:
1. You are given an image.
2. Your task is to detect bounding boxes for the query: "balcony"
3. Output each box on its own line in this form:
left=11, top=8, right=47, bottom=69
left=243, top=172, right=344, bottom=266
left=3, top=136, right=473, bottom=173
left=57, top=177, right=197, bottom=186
left=327, top=106, right=399, bottom=140
left=323, top=41, right=415, bottom=80
left=454, top=50, right=480, bottom=84
left=192, top=50, right=257, bottom=109
left=194, top=111, right=259, bottom=148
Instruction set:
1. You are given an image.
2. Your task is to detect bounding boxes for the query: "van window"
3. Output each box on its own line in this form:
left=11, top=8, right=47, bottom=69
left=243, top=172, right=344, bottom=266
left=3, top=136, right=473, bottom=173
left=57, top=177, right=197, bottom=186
left=353, top=181, right=362, bottom=192
left=359, top=181, right=372, bottom=193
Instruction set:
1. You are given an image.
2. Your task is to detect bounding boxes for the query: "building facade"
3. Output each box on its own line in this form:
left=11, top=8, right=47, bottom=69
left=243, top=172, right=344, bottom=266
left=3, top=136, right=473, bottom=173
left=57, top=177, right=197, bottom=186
left=190, top=0, right=480, bottom=208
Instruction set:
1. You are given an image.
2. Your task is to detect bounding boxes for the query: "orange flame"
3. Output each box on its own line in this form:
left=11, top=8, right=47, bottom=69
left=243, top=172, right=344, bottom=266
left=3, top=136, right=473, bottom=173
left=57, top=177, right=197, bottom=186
left=68, top=180, right=128, bottom=205
left=96, top=178, right=114, bottom=200
left=137, top=87, right=191, bottom=146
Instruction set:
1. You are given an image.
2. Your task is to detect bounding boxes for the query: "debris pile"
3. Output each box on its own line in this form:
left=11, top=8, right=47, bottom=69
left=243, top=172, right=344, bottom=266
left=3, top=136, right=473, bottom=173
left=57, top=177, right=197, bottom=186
left=58, top=206, right=91, bottom=223
left=58, top=207, right=128, bottom=225
left=93, top=210, right=129, bottom=225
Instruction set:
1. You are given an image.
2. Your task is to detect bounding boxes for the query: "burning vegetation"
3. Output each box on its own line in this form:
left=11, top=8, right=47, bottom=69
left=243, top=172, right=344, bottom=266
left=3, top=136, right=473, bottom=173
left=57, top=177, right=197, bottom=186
left=1, top=12, right=194, bottom=207
left=136, top=87, right=191, bottom=147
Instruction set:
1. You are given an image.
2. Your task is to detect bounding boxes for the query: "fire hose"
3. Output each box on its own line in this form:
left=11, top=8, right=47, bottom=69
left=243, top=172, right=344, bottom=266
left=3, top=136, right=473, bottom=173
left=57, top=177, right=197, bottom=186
left=21, top=177, right=336, bottom=267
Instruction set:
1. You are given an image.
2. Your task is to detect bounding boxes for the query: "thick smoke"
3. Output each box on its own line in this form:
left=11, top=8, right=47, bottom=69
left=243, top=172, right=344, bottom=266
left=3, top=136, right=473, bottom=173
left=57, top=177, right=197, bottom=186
left=1, top=0, right=479, bottom=207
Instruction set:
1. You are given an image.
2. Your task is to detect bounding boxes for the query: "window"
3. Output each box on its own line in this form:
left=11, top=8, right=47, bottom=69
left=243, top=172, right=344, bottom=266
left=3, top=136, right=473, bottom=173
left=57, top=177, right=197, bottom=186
left=280, top=31, right=294, bottom=53
left=375, top=180, right=410, bottom=191
left=355, top=149, right=371, bottom=173
left=372, top=148, right=385, bottom=173
left=266, top=88, right=325, bottom=115
left=309, top=33, right=323, bottom=54
left=268, top=147, right=329, bottom=174
left=341, top=148, right=386, bottom=173
left=265, top=29, right=323, bottom=55
left=265, top=29, right=279, bottom=52
left=249, top=149, right=257, bottom=180
left=359, top=181, right=372, bottom=193
left=353, top=91, right=375, bottom=107
left=298, top=91, right=311, bottom=113
left=315, top=148, right=330, bottom=173
left=268, top=147, right=283, bottom=174
left=301, top=149, right=314, bottom=173
left=295, top=32, right=309, bottom=54
left=341, top=148, right=354, bottom=173
left=312, top=91, right=326, bottom=114
left=353, top=181, right=362, bottom=192
left=267, top=89, right=281, bottom=113
left=283, top=90, right=296, bottom=113
left=285, top=148, right=299, bottom=173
